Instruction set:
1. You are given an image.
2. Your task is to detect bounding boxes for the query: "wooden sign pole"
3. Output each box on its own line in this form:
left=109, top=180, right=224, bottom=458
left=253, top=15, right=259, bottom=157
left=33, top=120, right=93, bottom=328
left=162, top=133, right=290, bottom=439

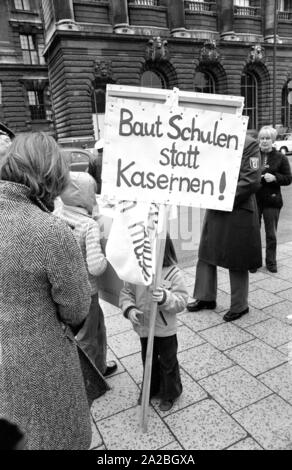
left=140, top=204, right=169, bottom=433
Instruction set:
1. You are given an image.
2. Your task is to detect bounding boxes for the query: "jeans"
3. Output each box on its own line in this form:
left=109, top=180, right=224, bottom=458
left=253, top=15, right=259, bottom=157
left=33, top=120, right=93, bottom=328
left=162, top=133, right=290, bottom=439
left=140, top=335, right=182, bottom=401
left=258, top=206, right=280, bottom=269
left=76, top=292, right=107, bottom=374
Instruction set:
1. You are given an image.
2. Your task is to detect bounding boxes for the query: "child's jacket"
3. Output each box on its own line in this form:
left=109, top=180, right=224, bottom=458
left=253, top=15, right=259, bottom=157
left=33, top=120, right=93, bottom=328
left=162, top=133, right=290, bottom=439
left=54, top=172, right=107, bottom=295
left=119, top=265, right=188, bottom=337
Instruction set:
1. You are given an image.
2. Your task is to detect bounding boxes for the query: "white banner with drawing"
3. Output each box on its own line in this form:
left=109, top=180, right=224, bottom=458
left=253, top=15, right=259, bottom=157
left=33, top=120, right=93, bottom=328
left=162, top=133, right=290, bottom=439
left=105, top=200, right=159, bottom=286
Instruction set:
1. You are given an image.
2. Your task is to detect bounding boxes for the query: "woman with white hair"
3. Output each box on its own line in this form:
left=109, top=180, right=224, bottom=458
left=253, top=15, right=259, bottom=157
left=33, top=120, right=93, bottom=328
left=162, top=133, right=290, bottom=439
left=256, top=126, right=292, bottom=273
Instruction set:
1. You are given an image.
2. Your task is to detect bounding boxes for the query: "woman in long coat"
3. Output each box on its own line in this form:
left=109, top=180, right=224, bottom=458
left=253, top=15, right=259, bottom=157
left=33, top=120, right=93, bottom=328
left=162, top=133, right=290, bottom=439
left=0, top=132, right=92, bottom=450
left=187, top=135, right=262, bottom=322
left=198, top=135, right=262, bottom=271
left=256, top=126, right=292, bottom=272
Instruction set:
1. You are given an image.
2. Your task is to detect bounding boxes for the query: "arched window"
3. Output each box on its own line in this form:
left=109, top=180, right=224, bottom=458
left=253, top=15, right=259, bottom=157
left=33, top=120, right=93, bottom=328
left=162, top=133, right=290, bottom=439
left=91, top=87, right=106, bottom=115
left=140, top=70, right=166, bottom=89
left=241, top=71, right=258, bottom=129
left=194, top=71, right=215, bottom=94
left=281, top=83, right=292, bottom=128
left=91, top=86, right=106, bottom=141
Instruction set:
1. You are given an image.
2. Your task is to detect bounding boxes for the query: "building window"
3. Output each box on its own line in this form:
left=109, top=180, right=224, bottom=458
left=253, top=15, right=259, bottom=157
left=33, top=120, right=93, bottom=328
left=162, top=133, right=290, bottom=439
left=277, top=0, right=292, bottom=11
left=14, top=0, right=30, bottom=10
left=234, top=0, right=260, bottom=16
left=241, top=72, right=258, bottom=130
left=140, top=70, right=165, bottom=88
left=194, top=71, right=215, bottom=93
left=20, top=34, right=39, bottom=64
left=277, top=0, right=292, bottom=19
left=27, top=90, right=46, bottom=120
left=132, top=1, right=158, bottom=5
left=234, top=0, right=249, bottom=6
left=281, top=83, right=292, bottom=128
left=185, top=1, right=212, bottom=12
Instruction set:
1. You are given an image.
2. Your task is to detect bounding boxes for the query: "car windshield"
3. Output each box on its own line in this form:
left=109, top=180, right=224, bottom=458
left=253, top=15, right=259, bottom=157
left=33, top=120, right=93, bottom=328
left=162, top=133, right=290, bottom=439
left=70, top=151, right=89, bottom=163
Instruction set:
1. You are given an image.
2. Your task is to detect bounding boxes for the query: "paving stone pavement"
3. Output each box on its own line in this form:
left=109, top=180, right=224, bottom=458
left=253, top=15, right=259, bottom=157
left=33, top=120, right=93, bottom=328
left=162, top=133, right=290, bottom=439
left=90, top=242, right=292, bottom=451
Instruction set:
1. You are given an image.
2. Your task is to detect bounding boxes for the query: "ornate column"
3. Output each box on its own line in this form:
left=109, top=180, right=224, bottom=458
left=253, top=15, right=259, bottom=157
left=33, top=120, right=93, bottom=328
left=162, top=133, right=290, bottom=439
left=51, top=0, right=78, bottom=30
left=218, top=0, right=236, bottom=40
left=167, top=0, right=188, bottom=37
left=110, top=0, right=133, bottom=34
left=0, top=1, right=16, bottom=63
left=264, top=0, right=276, bottom=42
left=54, top=0, right=75, bottom=22
left=0, top=1, right=9, bottom=48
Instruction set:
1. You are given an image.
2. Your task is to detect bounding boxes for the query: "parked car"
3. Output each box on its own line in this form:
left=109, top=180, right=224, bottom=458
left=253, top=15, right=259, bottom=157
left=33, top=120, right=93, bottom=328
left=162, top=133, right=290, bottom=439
left=62, top=147, right=93, bottom=172
left=274, top=133, right=292, bottom=156
left=62, top=147, right=103, bottom=193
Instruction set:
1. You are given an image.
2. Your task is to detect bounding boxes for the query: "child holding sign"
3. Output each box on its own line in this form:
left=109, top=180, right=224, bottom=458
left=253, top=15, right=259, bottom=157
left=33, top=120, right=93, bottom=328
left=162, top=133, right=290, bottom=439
left=119, top=234, right=188, bottom=412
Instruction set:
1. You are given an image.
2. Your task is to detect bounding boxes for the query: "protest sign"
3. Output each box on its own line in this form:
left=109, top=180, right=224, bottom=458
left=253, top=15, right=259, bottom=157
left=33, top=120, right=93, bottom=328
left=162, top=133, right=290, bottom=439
left=102, top=88, right=248, bottom=211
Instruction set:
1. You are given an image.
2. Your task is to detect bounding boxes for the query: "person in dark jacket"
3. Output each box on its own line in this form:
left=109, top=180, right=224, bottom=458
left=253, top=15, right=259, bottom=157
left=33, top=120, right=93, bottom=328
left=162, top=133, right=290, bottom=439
left=187, top=135, right=262, bottom=322
left=255, top=126, right=292, bottom=273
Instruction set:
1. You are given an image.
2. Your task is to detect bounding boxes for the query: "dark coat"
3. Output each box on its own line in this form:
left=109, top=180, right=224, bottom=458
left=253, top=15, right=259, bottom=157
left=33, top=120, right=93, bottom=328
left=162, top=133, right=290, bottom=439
left=0, top=182, right=92, bottom=450
left=256, top=148, right=292, bottom=209
left=198, top=135, right=262, bottom=271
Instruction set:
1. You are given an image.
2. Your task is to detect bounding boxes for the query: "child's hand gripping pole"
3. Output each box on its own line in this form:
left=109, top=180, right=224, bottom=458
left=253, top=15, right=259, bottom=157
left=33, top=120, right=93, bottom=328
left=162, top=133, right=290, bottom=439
left=152, top=287, right=165, bottom=304
left=140, top=204, right=169, bottom=433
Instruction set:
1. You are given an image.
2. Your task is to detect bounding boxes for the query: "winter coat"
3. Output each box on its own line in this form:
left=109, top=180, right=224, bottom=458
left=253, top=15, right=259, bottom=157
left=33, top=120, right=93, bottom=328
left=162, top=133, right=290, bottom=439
left=0, top=181, right=92, bottom=450
left=54, top=172, right=107, bottom=294
left=256, top=148, right=292, bottom=209
left=198, top=135, right=262, bottom=271
left=119, top=265, right=188, bottom=337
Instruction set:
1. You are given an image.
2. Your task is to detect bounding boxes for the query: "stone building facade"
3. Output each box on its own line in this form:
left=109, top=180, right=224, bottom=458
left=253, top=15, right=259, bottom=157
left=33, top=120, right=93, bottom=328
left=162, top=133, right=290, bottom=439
left=0, top=0, right=53, bottom=135
left=1, top=1, right=292, bottom=145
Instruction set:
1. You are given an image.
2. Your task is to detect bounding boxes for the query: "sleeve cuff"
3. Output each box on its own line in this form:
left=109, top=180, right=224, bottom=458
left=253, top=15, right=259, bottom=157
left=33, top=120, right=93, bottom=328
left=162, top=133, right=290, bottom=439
left=158, top=289, right=167, bottom=305
left=124, top=306, right=136, bottom=319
